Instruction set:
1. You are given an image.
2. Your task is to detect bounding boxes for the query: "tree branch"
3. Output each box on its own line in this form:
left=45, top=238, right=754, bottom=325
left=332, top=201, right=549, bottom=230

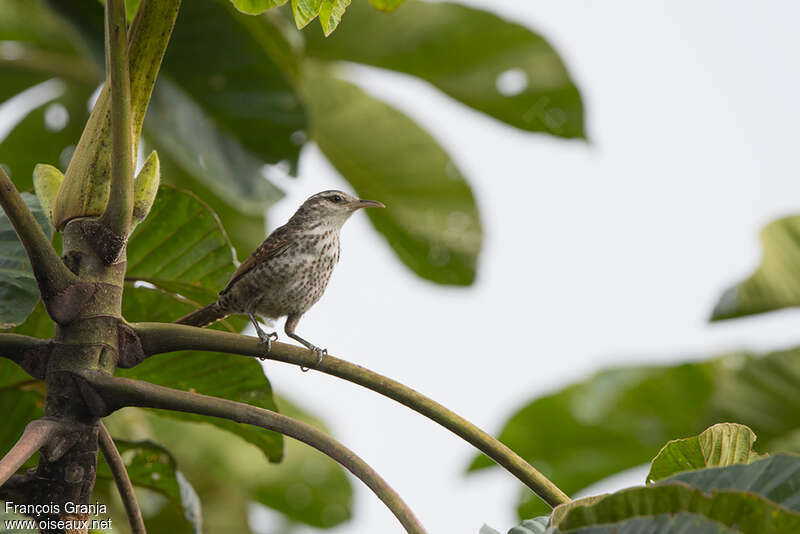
left=0, top=419, right=60, bottom=487
left=0, top=166, right=78, bottom=296
left=98, top=422, right=146, bottom=534
left=75, top=370, right=427, bottom=534
left=131, top=322, right=571, bottom=508
left=98, top=0, right=134, bottom=260
left=0, top=333, right=51, bottom=379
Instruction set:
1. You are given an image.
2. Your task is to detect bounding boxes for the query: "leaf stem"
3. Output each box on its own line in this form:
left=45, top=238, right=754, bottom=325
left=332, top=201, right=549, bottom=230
left=98, top=422, right=146, bottom=534
left=131, top=322, right=571, bottom=508
left=0, top=166, right=78, bottom=295
left=99, top=0, right=134, bottom=252
left=77, top=370, right=427, bottom=534
left=0, top=419, right=60, bottom=487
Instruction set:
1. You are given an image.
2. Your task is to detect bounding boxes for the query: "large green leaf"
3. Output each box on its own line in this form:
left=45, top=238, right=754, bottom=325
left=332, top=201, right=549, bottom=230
left=469, top=361, right=716, bottom=518
left=120, top=286, right=284, bottom=463
left=471, top=347, right=800, bottom=520
left=665, top=454, right=800, bottom=511
left=553, top=455, right=800, bottom=532
left=126, top=185, right=235, bottom=305
left=647, top=423, right=759, bottom=483
left=145, top=78, right=283, bottom=219
left=155, top=149, right=266, bottom=260
left=302, top=65, right=482, bottom=285
left=0, top=193, right=53, bottom=328
left=711, top=216, right=800, bottom=321
left=560, top=513, right=740, bottom=534
left=164, top=0, right=306, bottom=173
left=558, top=457, right=800, bottom=533
left=557, top=483, right=800, bottom=534
left=303, top=0, right=584, bottom=138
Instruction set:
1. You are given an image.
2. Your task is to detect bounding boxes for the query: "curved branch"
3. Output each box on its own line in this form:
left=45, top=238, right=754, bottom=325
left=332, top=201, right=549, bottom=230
left=0, top=333, right=51, bottom=379
left=98, top=422, right=146, bottom=534
left=0, top=419, right=60, bottom=487
left=76, top=370, right=427, bottom=534
left=131, top=322, right=571, bottom=508
left=0, top=166, right=78, bottom=295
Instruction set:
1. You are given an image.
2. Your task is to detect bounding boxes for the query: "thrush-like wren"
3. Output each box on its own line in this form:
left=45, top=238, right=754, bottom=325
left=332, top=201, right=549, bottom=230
left=177, top=190, right=385, bottom=365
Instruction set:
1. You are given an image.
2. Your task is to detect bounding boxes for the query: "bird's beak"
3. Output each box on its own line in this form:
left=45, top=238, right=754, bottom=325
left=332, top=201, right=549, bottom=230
left=355, top=199, right=385, bottom=209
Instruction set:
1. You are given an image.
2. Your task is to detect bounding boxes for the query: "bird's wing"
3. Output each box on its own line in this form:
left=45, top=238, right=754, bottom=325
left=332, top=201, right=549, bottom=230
left=222, top=224, right=296, bottom=293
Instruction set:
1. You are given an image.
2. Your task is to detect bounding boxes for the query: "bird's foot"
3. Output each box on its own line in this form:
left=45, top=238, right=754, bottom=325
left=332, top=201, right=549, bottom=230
left=257, top=331, right=278, bottom=361
left=300, top=346, right=327, bottom=372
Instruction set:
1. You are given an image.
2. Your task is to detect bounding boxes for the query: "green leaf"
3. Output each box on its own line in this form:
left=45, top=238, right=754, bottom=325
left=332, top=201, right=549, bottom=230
left=647, top=423, right=759, bottom=483
left=119, top=286, right=284, bottom=463
left=710, top=349, right=800, bottom=449
left=711, top=216, right=800, bottom=321
left=468, top=362, right=715, bottom=519
left=472, top=347, right=800, bottom=520
left=551, top=495, right=608, bottom=527
left=164, top=0, right=306, bottom=173
left=0, top=193, right=53, bottom=328
left=557, top=483, right=800, bottom=534
left=303, top=0, right=584, bottom=138
left=229, top=0, right=288, bottom=15
left=561, top=513, right=739, bottom=534
left=155, top=149, right=266, bottom=260
left=96, top=439, right=183, bottom=503
left=664, top=454, right=800, bottom=512
left=145, top=78, right=284, bottom=219
left=292, top=0, right=323, bottom=29
left=319, top=0, right=350, bottom=36
left=301, top=66, right=482, bottom=285
left=126, top=185, right=236, bottom=305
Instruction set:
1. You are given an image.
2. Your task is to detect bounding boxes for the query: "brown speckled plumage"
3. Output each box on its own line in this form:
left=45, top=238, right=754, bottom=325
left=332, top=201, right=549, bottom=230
left=176, top=190, right=384, bottom=362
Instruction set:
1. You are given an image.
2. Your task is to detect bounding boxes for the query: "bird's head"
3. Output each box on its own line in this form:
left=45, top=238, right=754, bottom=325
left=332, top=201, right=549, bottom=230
left=291, top=190, right=385, bottom=229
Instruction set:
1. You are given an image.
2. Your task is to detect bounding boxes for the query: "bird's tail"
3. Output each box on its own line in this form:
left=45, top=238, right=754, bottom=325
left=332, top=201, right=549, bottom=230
left=175, top=302, right=227, bottom=327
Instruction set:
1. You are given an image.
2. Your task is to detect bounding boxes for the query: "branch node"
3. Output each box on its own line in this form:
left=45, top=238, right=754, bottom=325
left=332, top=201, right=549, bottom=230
left=117, top=322, right=146, bottom=368
left=45, top=282, right=97, bottom=325
left=79, top=219, right=127, bottom=264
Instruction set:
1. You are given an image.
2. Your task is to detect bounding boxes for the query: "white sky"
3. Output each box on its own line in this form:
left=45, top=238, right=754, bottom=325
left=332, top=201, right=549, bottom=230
left=260, top=1, right=800, bottom=533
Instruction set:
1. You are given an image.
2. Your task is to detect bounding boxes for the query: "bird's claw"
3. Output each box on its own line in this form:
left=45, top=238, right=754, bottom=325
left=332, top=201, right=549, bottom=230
left=300, top=346, right=327, bottom=372
left=257, top=331, right=279, bottom=361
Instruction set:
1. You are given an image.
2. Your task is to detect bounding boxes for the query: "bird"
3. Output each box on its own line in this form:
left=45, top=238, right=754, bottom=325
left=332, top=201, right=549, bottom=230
left=176, top=190, right=385, bottom=367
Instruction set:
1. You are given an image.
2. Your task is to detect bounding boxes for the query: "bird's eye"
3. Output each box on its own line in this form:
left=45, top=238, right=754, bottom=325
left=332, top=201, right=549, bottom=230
left=330, top=194, right=344, bottom=203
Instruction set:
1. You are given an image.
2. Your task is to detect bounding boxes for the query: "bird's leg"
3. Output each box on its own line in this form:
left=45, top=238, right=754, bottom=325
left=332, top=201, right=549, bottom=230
left=249, top=313, right=277, bottom=361
left=285, top=313, right=326, bottom=372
